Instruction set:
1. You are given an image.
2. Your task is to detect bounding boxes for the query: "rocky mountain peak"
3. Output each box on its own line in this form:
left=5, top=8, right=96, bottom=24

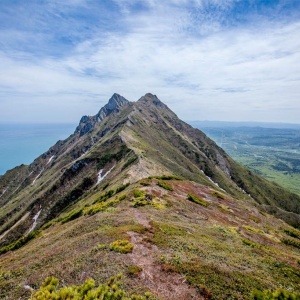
left=106, top=93, right=129, bottom=111
left=96, top=93, right=129, bottom=122
left=138, top=93, right=168, bottom=109
left=75, top=93, right=129, bottom=136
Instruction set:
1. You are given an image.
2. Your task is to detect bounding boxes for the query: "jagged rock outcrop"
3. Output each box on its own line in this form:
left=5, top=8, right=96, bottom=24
left=75, top=93, right=129, bottom=136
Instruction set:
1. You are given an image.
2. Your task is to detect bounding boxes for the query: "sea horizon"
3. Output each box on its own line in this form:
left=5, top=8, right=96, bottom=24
left=0, top=123, right=76, bottom=175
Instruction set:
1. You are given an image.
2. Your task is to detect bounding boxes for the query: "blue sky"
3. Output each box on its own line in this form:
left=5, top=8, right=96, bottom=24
left=0, top=0, right=300, bottom=123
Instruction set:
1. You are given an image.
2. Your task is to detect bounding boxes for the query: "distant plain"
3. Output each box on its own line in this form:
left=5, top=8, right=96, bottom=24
left=198, top=123, right=300, bottom=196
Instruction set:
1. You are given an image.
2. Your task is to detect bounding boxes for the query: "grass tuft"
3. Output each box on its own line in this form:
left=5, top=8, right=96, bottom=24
left=283, top=228, right=300, bottom=239
left=242, top=239, right=261, bottom=248
left=109, top=240, right=134, bottom=254
left=157, top=180, right=174, bottom=191
left=30, top=274, right=153, bottom=299
left=251, top=288, right=300, bottom=299
left=187, top=194, right=208, bottom=207
left=281, top=238, right=300, bottom=249
left=61, top=209, right=83, bottom=224
left=0, top=230, right=41, bottom=255
left=127, top=265, right=143, bottom=277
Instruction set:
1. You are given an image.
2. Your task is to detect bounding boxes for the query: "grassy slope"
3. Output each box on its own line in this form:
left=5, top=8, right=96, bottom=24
left=0, top=178, right=299, bottom=299
left=127, top=98, right=300, bottom=228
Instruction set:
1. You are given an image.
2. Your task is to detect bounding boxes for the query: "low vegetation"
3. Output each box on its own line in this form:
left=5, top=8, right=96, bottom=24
left=109, top=240, right=134, bottom=254
left=281, top=238, right=300, bottom=249
left=187, top=193, right=209, bottom=207
left=30, top=275, right=154, bottom=300
left=61, top=209, right=83, bottom=224
left=127, top=265, right=143, bottom=277
left=157, top=180, right=173, bottom=191
left=151, top=175, right=182, bottom=180
left=97, top=145, right=130, bottom=169
left=0, top=230, right=40, bottom=255
left=47, top=177, right=94, bottom=221
left=211, top=191, right=225, bottom=199
left=122, top=155, right=138, bottom=171
left=84, top=198, right=120, bottom=215
left=116, top=183, right=130, bottom=194
left=242, top=238, right=261, bottom=248
left=251, top=289, right=300, bottom=299
left=283, top=228, right=300, bottom=239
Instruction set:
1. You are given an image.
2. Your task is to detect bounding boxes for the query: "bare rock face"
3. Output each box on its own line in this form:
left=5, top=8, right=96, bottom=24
left=75, top=93, right=129, bottom=136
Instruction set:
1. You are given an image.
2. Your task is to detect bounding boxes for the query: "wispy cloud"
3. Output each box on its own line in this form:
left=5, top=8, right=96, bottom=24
left=0, top=0, right=299, bottom=123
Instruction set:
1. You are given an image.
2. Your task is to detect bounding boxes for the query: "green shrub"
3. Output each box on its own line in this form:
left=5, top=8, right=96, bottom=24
left=93, top=189, right=115, bottom=204
left=140, top=179, right=151, bottom=186
left=283, top=228, right=300, bottom=239
left=47, top=177, right=94, bottom=221
left=30, top=274, right=153, bottom=299
left=132, top=189, right=145, bottom=198
left=132, top=198, right=148, bottom=207
left=84, top=199, right=119, bottom=215
left=122, top=155, right=138, bottom=170
left=61, top=209, right=83, bottom=224
left=211, top=191, right=225, bottom=199
left=157, top=180, right=173, bottom=191
left=281, top=238, right=300, bottom=249
left=0, top=230, right=41, bottom=255
left=131, top=190, right=152, bottom=207
left=151, top=175, right=181, bottom=180
left=242, top=239, right=260, bottom=248
left=102, top=183, right=109, bottom=190
left=127, top=265, right=143, bottom=277
left=116, top=183, right=130, bottom=194
left=187, top=194, right=208, bottom=207
left=109, top=240, right=134, bottom=254
left=97, top=145, right=130, bottom=169
left=118, top=194, right=127, bottom=201
left=251, top=288, right=300, bottom=299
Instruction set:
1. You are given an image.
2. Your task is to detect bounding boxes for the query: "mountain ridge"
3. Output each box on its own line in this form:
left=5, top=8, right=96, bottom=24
left=0, top=93, right=299, bottom=299
left=0, top=93, right=300, bottom=240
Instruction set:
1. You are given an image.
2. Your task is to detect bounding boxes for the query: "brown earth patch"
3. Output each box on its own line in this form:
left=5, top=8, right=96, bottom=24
left=127, top=209, right=201, bottom=300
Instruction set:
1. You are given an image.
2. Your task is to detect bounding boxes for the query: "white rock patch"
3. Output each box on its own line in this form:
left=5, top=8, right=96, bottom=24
left=97, top=165, right=114, bottom=184
left=28, top=209, right=42, bottom=233
left=32, top=168, right=45, bottom=185
left=0, top=188, right=7, bottom=198
left=46, top=155, right=55, bottom=165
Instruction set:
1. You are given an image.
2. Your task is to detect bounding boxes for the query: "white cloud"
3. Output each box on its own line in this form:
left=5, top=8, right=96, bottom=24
left=0, top=1, right=299, bottom=123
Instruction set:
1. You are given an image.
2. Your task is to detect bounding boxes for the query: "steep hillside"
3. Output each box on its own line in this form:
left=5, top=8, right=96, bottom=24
left=0, top=93, right=299, bottom=299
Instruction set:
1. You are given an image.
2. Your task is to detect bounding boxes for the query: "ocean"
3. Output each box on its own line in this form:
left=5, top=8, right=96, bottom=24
left=0, top=123, right=76, bottom=175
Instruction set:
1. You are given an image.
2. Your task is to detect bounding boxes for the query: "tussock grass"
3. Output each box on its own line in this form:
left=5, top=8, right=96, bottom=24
left=127, top=265, right=143, bottom=277
left=0, top=230, right=41, bottom=255
left=281, top=238, right=300, bottom=249
left=157, top=180, right=174, bottom=191
left=30, top=275, right=154, bottom=299
left=211, top=191, right=225, bottom=199
left=84, top=199, right=119, bottom=215
left=187, top=193, right=208, bottom=207
left=283, top=228, right=300, bottom=239
left=251, top=288, right=300, bottom=299
left=109, top=240, right=134, bottom=254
